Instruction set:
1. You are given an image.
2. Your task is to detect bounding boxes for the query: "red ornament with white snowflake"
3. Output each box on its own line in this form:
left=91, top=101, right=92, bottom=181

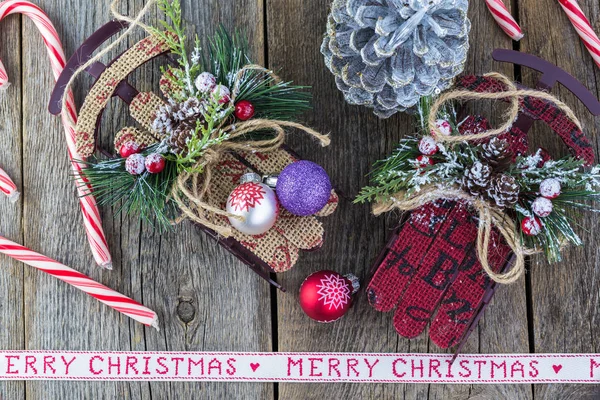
left=226, top=173, right=279, bottom=236
left=521, top=216, right=542, bottom=236
left=418, top=136, right=438, bottom=155
left=299, top=270, right=360, bottom=323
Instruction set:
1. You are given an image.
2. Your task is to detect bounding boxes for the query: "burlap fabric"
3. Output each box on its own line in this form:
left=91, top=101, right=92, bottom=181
left=75, top=35, right=337, bottom=273
left=75, top=35, right=170, bottom=157
left=455, top=75, right=595, bottom=165
left=367, top=116, right=512, bottom=348
left=368, top=73, right=596, bottom=347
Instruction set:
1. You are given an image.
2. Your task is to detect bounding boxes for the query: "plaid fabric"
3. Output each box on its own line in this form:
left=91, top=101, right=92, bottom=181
left=367, top=116, right=514, bottom=348
left=368, top=74, right=596, bottom=348
left=456, top=75, right=595, bottom=165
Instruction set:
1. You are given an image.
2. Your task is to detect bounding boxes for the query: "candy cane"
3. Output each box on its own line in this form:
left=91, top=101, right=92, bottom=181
left=0, top=0, right=112, bottom=269
left=485, top=0, right=524, bottom=41
left=0, top=167, right=19, bottom=202
left=557, top=0, right=600, bottom=68
left=0, top=236, right=158, bottom=328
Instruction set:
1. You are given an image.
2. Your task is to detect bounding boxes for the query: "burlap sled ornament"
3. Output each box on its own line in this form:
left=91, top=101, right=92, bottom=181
left=50, top=20, right=338, bottom=290
left=365, top=49, right=600, bottom=354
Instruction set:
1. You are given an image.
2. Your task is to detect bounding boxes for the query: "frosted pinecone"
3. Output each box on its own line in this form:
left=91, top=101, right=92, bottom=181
left=152, top=97, right=205, bottom=137
left=480, top=137, right=512, bottom=172
left=321, top=0, right=470, bottom=118
left=462, top=161, right=492, bottom=197
left=487, top=174, right=519, bottom=208
left=151, top=97, right=206, bottom=154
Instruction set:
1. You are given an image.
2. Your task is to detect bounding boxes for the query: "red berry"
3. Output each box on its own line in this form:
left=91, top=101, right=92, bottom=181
left=119, top=141, right=141, bottom=158
left=532, top=197, right=553, bottom=217
left=125, top=154, right=146, bottom=175
left=145, top=153, right=166, bottom=174
left=539, top=178, right=561, bottom=199
left=521, top=216, right=542, bottom=236
left=431, top=119, right=452, bottom=137
left=418, top=136, right=438, bottom=155
left=416, top=154, right=435, bottom=168
left=235, top=100, right=255, bottom=121
left=212, top=85, right=231, bottom=105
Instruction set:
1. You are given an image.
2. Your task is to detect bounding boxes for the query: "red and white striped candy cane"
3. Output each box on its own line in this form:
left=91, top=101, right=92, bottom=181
left=0, top=167, right=19, bottom=202
left=0, top=0, right=112, bottom=268
left=485, top=0, right=524, bottom=41
left=557, top=0, right=600, bottom=69
left=0, top=236, right=158, bottom=328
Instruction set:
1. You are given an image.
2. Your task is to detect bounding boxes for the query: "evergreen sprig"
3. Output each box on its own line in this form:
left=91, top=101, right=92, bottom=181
left=79, top=0, right=315, bottom=233
left=167, top=98, right=233, bottom=173
left=78, top=145, right=179, bottom=231
left=357, top=95, right=600, bottom=264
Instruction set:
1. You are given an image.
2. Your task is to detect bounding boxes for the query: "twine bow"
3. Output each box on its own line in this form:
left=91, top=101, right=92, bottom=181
left=171, top=64, right=330, bottom=237
left=375, top=72, right=583, bottom=284
left=55, top=0, right=330, bottom=237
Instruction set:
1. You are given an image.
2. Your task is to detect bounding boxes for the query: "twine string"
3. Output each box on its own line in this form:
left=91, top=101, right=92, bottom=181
left=173, top=118, right=330, bottom=236
left=57, top=0, right=330, bottom=236
left=378, top=72, right=582, bottom=284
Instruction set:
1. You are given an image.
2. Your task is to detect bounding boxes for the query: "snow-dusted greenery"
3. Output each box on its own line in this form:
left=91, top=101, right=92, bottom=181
left=357, top=96, right=600, bottom=263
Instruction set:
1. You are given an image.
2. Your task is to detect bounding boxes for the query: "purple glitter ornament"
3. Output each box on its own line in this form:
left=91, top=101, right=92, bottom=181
left=276, top=161, right=332, bottom=216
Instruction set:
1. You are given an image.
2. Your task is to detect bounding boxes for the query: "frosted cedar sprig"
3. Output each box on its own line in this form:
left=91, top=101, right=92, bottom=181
left=151, top=0, right=194, bottom=94
left=357, top=97, right=600, bottom=264
left=77, top=144, right=179, bottom=231
left=167, top=98, right=233, bottom=173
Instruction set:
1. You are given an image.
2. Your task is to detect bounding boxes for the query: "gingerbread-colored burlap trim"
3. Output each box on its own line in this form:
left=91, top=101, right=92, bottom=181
left=159, top=68, right=183, bottom=99
left=114, top=127, right=160, bottom=151
left=130, top=92, right=166, bottom=131
left=205, top=153, right=303, bottom=272
left=75, top=35, right=169, bottom=157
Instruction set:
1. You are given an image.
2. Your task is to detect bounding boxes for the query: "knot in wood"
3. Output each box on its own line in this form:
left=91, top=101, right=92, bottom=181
left=176, top=299, right=196, bottom=324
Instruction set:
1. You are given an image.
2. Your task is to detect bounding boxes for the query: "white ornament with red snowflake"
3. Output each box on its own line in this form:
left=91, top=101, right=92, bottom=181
left=226, top=174, right=278, bottom=235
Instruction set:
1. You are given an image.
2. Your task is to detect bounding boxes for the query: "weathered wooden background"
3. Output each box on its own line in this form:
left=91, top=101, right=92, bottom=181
left=0, top=0, right=598, bottom=398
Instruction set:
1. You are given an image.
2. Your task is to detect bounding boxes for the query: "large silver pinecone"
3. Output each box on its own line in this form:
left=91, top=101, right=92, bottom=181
left=321, top=0, right=471, bottom=118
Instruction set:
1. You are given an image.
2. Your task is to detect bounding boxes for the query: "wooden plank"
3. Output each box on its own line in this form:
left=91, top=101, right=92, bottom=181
left=21, top=0, right=272, bottom=398
left=20, top=0, right=151, bottom=398
left=268, top=1, right=532, bottom=399
left=519, top=1, right=600, bottom=399
left=134, top=1, right=272, bottom=396
left=0, top=10, right=25, bottom=400
left=433, top=2, right=531, bottom=399
left=266, top=0, right=411, bottom=396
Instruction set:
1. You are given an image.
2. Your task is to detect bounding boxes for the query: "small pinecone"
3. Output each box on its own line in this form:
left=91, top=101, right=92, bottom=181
left=151, top=97, right=205, bottom=153
left=462, top=161, right=492, bottom=196
left=481, top=138, right=512, bottom=172
left=167, top=125, right=193, bottom=154
left=487, top=174, right=519, bottom=208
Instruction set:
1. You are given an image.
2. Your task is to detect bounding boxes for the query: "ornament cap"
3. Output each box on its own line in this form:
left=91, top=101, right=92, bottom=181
left=240, top=172, right=262, bottom=184
left=263, top=174, right=279, bottom=188
left=344, top=273, right=360, bottom=295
